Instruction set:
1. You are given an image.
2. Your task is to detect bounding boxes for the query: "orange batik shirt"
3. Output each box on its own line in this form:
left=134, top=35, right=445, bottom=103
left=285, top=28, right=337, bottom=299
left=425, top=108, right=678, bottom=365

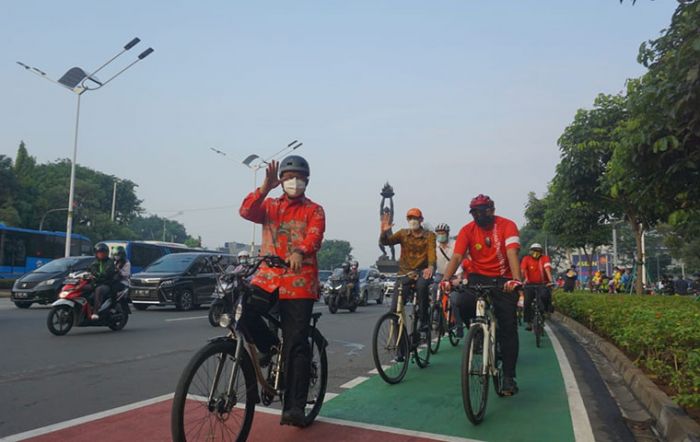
left=240, top=189, right=326, bottom=300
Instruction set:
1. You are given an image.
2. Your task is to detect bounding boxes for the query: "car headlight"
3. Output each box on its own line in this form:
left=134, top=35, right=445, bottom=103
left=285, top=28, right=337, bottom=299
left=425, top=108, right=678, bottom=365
left=38, top=279, right=57, bottom=287
left=160, top=280, right=174, bottom=288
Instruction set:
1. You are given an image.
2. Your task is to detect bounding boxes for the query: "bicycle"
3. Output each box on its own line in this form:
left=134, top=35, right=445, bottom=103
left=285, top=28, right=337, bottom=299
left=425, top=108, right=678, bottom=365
left=461, top=284, right=506, bottom=425
left=524, top=283, right=550, bottom=348
left=372, top=271, right=431, bottom=384
left=429, top=284, right=461, bottom=354
left=171, top=255, right=328, bottom=441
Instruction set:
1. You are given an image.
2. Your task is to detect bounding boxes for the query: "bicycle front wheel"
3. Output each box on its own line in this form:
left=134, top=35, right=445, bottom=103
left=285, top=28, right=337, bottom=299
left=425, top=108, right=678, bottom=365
left=462, top=325, right=489, bottom=425
left=429, top=304, right=442, bottom=354
left=372, top=312, right=409, bottom=384
left=304, top=329, right=328, bottom=424
left=171, top=339, right=257, bottom=442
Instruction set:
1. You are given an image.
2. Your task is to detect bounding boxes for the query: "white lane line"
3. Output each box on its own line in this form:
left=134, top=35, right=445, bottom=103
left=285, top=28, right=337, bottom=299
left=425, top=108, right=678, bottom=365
left=545, top=323, right=595, bottom=442
left=253, top=406, right=483, bottom=442
left=339, top=376, right=369, bottom=389
left=323, top=392, right=339, bottom=403
left=367, top=365, right=391, bottom=375
left=2, top=393, right=174, bottom=441
left=165, top=315, right=208, bottom=322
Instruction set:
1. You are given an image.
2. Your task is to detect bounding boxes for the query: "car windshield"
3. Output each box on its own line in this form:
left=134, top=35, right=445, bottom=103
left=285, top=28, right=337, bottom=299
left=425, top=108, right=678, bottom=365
left=35, top=257, right=86, bottom=273
left=359, top=269, right=368, bottom=279
left=144, top=254, right=196, bottom=273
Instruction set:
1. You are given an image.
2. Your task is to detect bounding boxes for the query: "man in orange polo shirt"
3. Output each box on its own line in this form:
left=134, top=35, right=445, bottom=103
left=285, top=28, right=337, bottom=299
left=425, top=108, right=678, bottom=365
left=239, top=155, right=325, bottom=427
left=441, top=194, right=523, bottom=396
left=520, top=243, right=554, bottom=331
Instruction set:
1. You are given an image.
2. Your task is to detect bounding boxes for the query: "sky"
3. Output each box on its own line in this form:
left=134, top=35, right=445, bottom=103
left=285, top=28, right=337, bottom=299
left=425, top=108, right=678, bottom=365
left=0, top=1, right=678, bottom=266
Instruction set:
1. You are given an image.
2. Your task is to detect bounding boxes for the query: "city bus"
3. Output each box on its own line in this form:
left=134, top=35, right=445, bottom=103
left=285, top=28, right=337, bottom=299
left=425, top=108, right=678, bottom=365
left=0, top=224, right=92, bottom=279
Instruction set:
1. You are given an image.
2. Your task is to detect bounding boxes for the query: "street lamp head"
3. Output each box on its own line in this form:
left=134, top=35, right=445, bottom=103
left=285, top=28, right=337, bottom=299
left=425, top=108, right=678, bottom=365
left=242, top=154, right=261, bottom=168
left=138, top=48, right=154, bottom=60
left=124, top=38, right=140, bottom=50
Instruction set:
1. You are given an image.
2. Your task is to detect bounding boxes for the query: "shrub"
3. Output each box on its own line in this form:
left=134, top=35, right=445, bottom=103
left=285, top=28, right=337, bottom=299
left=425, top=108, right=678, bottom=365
left=554, top=291, right=700, bottom=409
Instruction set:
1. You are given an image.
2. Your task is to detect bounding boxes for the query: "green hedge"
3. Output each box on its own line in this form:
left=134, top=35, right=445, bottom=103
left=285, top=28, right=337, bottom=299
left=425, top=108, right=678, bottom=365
left=554, top=291, right=700, bottom=409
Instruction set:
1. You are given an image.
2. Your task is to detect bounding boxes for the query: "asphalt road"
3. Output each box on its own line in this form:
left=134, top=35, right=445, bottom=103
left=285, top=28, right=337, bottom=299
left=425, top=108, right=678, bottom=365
left=0, top=297, right=387, bottom=437
left=0, top=296, right=648, bottom=441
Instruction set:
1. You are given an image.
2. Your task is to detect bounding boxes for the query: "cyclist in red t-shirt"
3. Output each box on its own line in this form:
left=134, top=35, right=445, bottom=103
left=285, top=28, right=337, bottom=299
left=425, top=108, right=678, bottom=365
left=441, top=194, right=523, bottom=396
left=520, top=243, right=554, bottom=331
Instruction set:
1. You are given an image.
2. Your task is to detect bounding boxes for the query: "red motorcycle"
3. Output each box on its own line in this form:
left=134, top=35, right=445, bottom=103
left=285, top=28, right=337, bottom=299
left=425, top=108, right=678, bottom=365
left=46, top=272, right=131, bottom=336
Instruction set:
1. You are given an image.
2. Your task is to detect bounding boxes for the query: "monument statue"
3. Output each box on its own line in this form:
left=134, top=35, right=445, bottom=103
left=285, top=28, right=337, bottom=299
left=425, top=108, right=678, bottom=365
left=378, top=182, right=396, bottom=261
left=376, top=182, right=399, bottom=273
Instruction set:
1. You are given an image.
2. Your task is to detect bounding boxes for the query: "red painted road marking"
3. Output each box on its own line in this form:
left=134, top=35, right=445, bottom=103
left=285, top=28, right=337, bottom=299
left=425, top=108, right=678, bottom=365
left=10, top=396, right=474, bottom=442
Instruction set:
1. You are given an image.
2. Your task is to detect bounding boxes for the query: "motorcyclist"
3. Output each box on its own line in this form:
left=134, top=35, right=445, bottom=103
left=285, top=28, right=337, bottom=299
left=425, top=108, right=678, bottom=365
left=113, top=246, right=131, bottom=302
left=88, top=243, right=117, bottom=320
left=349, top=260, right=360, bottom=302
left=237, top=250, right=251, bottom=266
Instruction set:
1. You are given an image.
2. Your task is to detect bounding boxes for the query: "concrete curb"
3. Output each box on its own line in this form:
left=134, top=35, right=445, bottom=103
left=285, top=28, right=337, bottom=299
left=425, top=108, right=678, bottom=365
left=552, top=312, right=700, bottom=442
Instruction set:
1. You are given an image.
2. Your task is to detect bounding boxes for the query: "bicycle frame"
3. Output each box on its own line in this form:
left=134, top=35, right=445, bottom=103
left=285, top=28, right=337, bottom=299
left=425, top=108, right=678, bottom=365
left=467, top=286, right=500, bottom=377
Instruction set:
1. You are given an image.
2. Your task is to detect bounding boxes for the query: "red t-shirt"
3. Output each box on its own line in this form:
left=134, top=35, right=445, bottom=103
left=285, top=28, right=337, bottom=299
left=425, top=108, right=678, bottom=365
left=453, top=216, right=520, bottom=278
left=520, top=255, right=552, bottom=284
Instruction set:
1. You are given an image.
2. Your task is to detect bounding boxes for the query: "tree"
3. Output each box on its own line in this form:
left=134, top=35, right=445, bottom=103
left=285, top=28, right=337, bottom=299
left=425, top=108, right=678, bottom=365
left=544, top=95, right=623, bottom=279
left=317, top=240, right=353, bottom=270
left=13, top=141, right=39, bottom=228
left=0, top=155, right=20, bottom=225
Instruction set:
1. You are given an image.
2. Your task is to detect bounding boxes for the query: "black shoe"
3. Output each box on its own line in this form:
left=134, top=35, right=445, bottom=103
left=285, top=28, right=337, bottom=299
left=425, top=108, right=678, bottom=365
left=501, top=377, right=519, bottom=396
left=525, top=323, right=533, bottom=331
left=280, top=407, right=306, bottom=427
left=394, top=355, right=405, bottom=363
left=456, top=326, right=464, bottom=338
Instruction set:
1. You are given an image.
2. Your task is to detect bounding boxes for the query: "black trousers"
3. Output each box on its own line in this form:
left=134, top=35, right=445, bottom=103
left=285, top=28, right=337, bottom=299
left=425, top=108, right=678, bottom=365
left=391, top=273, right=432, bottom=325
left=241, top=287, right=313, bottom=412
left=524, top=285, right=552, bottom=322
left=93, top=284, right=112, bottom=311
left=451, top=274, right=520, bottom=378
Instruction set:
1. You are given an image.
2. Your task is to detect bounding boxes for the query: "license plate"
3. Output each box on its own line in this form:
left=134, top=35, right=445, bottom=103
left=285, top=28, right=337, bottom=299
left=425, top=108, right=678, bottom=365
left=15, top=292, right=27, bottom=298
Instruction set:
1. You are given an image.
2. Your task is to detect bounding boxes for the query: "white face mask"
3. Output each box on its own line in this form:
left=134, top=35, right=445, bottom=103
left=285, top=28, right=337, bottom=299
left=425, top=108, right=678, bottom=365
left=408, top=219, right=421, bottom=230
left=283, top=178, right=306, bottom=198
left=437, top=234, right=448, bottom=243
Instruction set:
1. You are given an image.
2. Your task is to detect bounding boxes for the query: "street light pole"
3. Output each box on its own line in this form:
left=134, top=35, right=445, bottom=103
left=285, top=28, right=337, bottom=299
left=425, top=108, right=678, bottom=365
left=18, top=37, right=154, bottom=257
left=111, top=180, right=118, bottom=221
left=65, top=93, right=81, bottom=255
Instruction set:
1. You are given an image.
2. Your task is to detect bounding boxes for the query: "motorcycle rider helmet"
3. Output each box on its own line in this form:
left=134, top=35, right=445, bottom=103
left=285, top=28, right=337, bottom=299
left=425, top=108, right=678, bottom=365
left=114, top=246, right=127, bottom=262
left=94, top=243, right=109, bottom=259
left=278, top=155, right=310, bottom=178
left=237, top=250, right=250, bottom=265
left=351, top=260, right=358, bottom=268
left=341, top=262, right=351, bottom=272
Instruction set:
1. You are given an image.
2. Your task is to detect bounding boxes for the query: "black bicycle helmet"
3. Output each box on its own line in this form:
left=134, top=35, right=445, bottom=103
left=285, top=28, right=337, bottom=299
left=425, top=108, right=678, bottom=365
left=278, top=155, right=310, bottom=177
left=94, top=243, right=109, bottom=255
left=435, top=223, right=450, bottom=233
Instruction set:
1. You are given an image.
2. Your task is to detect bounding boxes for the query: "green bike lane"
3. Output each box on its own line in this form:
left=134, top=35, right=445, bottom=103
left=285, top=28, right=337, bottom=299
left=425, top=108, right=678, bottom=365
left=320, top=326, right=588, bottom=442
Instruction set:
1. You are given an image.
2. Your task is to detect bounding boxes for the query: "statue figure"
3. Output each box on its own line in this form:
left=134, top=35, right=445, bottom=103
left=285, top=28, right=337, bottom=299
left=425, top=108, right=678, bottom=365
left=379, top=182, right=396, bottom=261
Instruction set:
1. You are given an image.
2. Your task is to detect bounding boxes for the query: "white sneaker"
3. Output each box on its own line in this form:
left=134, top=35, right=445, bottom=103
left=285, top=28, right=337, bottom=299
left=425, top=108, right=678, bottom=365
left=90, top=314, right=99, bottom=320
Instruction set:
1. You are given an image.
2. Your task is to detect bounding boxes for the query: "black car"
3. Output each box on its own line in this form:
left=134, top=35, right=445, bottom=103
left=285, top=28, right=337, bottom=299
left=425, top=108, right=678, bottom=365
left=10, top=256, right=94, bottom=308
left=129, top=252, right=234, bottom=311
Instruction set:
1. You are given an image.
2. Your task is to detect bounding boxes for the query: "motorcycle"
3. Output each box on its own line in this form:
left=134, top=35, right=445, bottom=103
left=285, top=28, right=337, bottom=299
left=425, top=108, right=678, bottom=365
left=208, top=258, right=242, bottom=327
left=326, top=276, right=358, bottom=314
left=46, top=272, right=131, bottom=336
